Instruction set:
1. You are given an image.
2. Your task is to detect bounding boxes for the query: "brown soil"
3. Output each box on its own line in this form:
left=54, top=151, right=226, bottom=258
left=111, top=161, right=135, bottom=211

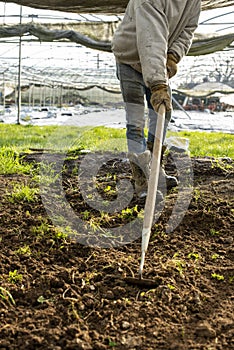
left=0, top=151, right=233, bottom=350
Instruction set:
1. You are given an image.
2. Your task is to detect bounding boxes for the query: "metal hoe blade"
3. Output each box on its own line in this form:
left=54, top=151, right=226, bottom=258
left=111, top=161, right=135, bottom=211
left=124, top=276, right=162, bottom=288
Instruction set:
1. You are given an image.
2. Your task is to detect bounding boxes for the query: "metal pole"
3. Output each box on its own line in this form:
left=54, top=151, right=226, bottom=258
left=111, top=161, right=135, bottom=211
left=17, top=5, right=23, bottom=124
left=3, top=72, right=5, bottom=109
left=172, top=95, right=191, bottom=120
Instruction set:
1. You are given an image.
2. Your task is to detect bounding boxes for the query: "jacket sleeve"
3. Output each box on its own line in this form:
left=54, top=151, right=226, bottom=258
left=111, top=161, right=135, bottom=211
left=135, top=1, right=169, bottom=87
left=168, top=3, right=201, bottom=61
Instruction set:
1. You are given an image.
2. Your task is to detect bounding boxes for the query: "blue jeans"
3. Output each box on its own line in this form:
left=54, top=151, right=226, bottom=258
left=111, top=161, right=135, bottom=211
left=116, top=63, right=171, bottom=153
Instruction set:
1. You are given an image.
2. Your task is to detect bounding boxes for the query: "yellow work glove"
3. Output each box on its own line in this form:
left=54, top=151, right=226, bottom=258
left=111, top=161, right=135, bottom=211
left=166, top=53, right=179, bottom=79
left=150, top=84, right=172, bottom=112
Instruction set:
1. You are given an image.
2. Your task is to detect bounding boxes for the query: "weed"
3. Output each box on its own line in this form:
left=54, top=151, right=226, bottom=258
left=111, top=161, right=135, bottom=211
left=82, top=210, right=90, bottom=220
left=0, top=286, right=16, bottom=306
left=193, top=188, right=201, bottom=202
left=37, top=295, right=53, bottom=304
left=209, top=228, right=220, bottom=236
left=120, top=205, right=139, bottom=219
left=8, top=184, right=38, bottom=203
left=211, top=273, right=224, bottom=281
left=108, top=339, right=117, bottom=347
left=211, top=253, right=220, bottom=260
left=167, top=284, right=176, bottom=290
left=16, top=245, right=32, bottom=256
left=165, top=253, right=186, bottom=276
left=188, top=252, right=200, bottom=260
left=34, top=162, right=61, bottom=186
left=103, top=185, right=116, bottom=195
left=31, top=221, right=51, bottom=237
left=8, top=270, right=23, bottom=284
left=211, top=158, right=233, bottom=172
left=0, top=147, right=33, bottom=175
left=31, top=221, right=71, bottom=245
left=229, top=276, right=234, bottom=283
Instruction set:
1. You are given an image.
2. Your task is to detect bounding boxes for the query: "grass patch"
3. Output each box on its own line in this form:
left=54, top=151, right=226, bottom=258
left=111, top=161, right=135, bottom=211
left=7, top=183, right=38, bottom=203
left=0, top=147, right=33, bottom=175
left=0, top=124, right=126, bottom=153
left=0, top=125, right=233, bottom=169
left=168, top=131, right=234, bottom=158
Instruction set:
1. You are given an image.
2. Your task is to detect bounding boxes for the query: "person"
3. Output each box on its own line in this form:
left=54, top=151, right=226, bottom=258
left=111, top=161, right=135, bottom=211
left=112, top=0, right=201, bottom=197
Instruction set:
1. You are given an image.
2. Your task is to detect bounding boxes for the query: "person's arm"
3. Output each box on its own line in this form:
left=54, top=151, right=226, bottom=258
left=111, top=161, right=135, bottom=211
left=168, top=2, right=201, bottom=61
left=135, top=1, right=168, bottom=87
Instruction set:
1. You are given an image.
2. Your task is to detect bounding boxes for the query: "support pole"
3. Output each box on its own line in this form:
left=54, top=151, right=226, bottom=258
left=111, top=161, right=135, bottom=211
left=17, top=5, right=23, bottom=125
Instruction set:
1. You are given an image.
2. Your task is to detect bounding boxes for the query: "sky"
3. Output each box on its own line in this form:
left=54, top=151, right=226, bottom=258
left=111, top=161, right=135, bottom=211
left=0, top=3, right=233, bottom=89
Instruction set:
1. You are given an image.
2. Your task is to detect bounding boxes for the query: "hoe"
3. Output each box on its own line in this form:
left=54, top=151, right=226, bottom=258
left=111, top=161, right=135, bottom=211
left=125, top=104, right=166, bottom=288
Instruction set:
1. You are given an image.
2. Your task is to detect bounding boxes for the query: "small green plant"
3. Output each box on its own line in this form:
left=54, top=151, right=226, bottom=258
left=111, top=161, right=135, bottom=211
left=120, top=205, right=139, bottom=219
left=8, top=184, right=38, bottom=203
left=188, top=252, right=200, bottom=260
left=211, top=253, right=220, bottom=260
left=165, top=253, right=186, bottom=276
left=0, top=147, right=33, bottom=175
left=0, top=286, right=16, bottom=306
left=37, top=295, right=53, bottom=304
left=210, top=228, right=220, bottom=236
left=53, top=227, right=68, bottom=241
left=82, top=210, right=90, bottom=220
left=103, top=185, right=116, bottom=195
left=35, top=163, right=61, bottom=186
left=211, top=273, right=224, bottom=281
left=167, top=284, right=176, bottom=290
left=31, top=222, right=71, bottom=245
left=229, top=276, right=234, bottom=283
left=16, top=245, right=32, bottom=256
left=108, top=339, right=117, bottom=347
left=211, top=158, right=233, bottom=172
left=8, top=270, right=23, bottom=284
left=31, top=221, right=51, bottom=236
left=193, top=188, right=201, bottom=202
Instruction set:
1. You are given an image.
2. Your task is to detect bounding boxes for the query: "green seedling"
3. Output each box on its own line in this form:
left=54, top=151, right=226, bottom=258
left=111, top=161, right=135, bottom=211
left=108, top=339, right=117, bottom=347
left=211, top=273, right=224, bottom=281
left=82, top=210, right=90, bottom=220
left=187, top=252, right=200, bottom=260
left=8, top=184, right=38, bottom=203
left=16, top=245, right=32, bottom=256
left=167, top=284, right=176, bottom=290
left=120, top=205, right=139, bottom=219
left=211, top=253, right=220, bottom=260
left=37, top=295, right=53, bottom=304
left=193, top=188, right=201, bottom=202
left=0, top=286, right=16, bottom=306
left=8, top=270, right=23, bottom=284
left=211, top=158, right=233, bottom=172
left=229, top=276, right=234, bottom=283
left=210, top=228, right=220, bottom=236
left=165, top=253, right=186, bottom=276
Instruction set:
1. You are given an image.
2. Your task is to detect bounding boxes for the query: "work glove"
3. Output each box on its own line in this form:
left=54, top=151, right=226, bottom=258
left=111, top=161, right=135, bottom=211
left=166, top=53, right=179, bottom=79
left=150, top=84, right=172, bottom=112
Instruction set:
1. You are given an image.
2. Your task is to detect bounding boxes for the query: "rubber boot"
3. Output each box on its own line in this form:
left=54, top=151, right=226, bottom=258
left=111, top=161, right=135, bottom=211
left=128, top=150, right=151, bottom=198
left=128, top=150, right=164, bottom=201
left=147, top=141, right=178, bottom=191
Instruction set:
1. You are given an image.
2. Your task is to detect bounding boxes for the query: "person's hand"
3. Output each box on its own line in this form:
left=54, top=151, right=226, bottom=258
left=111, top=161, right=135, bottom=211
left=166, top=53, right=179, bottom=79
left=150, top=84, right=171, bottom=112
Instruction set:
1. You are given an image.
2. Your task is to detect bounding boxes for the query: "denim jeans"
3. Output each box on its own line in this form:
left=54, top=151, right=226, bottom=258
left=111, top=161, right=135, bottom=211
left=116, top=63, right=171, bottom=153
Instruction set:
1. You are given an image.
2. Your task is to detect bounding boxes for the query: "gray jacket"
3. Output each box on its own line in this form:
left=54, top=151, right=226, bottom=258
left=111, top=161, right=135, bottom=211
left=112, top=0, right=201, bottom=87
